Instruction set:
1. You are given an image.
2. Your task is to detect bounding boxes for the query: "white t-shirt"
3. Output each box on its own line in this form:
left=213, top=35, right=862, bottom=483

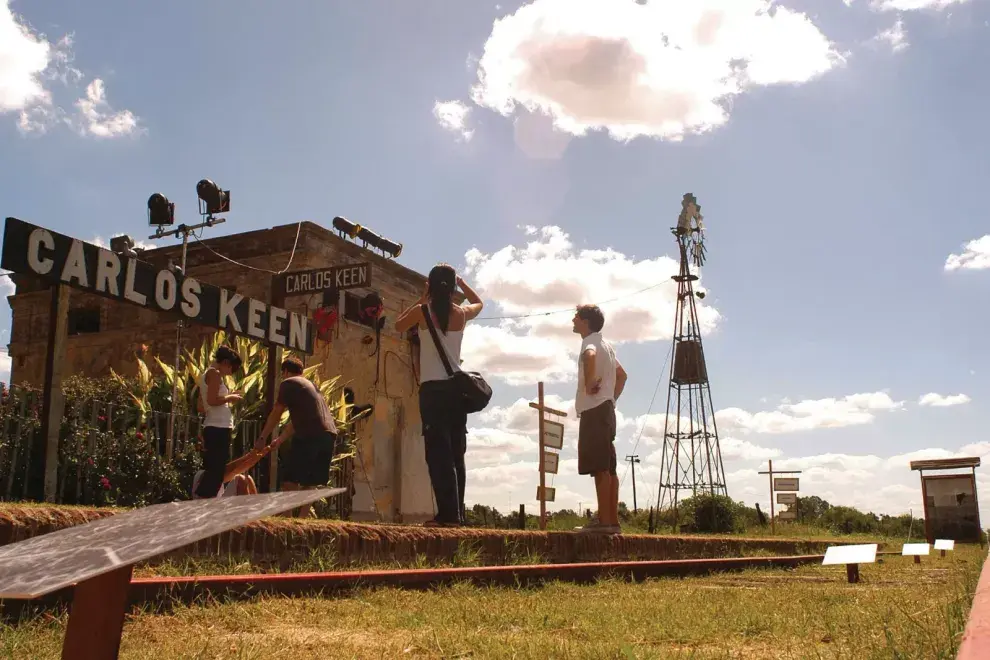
left=575, top=332, right=617, bottom=415
left=199, top=368, right=234, bottom=429
left=191, top=470, right=238, bottom=499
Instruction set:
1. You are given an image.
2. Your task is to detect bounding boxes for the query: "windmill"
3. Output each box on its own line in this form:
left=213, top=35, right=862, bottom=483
left=656, top=193, right=727, bottom=528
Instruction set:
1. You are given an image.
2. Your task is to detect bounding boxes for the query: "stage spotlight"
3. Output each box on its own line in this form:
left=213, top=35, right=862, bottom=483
left=148, top=193, right=175, bottom=226
left=356, top=226, right=402, bottom=258
left=196, top=179, right=230, bottom=216
left=110, top=235, right=138, bottom=258
left=332, top=216, right=359, bottom=238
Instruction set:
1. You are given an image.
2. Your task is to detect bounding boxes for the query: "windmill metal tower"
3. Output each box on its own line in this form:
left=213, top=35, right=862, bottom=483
left=656, top=193, right=728, bottom=525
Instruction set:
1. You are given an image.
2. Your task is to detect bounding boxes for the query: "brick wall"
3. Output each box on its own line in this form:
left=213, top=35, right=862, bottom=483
left=5, top=221, right=435, bottom=523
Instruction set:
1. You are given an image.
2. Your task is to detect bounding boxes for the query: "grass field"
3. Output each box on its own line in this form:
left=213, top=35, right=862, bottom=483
left=1, top=544, right=983, bottom=659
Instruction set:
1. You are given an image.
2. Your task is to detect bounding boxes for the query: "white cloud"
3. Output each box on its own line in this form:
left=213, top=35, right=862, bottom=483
left=945, top=235, right=990, bottom=271
left=433, top=100, right=474, bottom=141
left=0, top=2, right=138, bottom=136
left=872, top=18, right=909, bottom=52
left=469, top=0, right=844, bottom=142
left=0, top=350, right=9, bottom=384
left=872, top=0, right=968, bottom=11
left=71, top=79, right=139, bottom=138
left=91, top=235, right=156, bottom=252
left=461, top=225, right=719, bottom=385
left=715, top=392, right=903, bottom=435
left=918, top=392, right=971, bottom=407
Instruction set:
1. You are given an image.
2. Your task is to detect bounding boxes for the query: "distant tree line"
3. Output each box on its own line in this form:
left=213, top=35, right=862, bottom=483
left=464, top=494, right=925, bottom=538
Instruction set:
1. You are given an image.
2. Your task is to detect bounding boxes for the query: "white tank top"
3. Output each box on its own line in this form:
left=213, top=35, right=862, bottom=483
left=200, top=368, right=234, bottom=428
left=419, top=306, right=463, bottom=384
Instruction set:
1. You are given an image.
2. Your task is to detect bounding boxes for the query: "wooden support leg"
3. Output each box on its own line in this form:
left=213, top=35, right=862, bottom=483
left=914, top=555, right=921, bottom=564
left=846, top=563, right=859, bottom=584
left=62, top=565, right=133, bottom=660
left=941, top=549, right=946, bottom=558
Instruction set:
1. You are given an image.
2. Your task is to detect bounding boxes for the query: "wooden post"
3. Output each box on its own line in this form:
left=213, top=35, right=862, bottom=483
left=261, top=276, right=286, bottom=493
left=768, top=460, right=775, bottom=536
left=61, top=564, right=134, bottom=659
left=538, top=381, right=546, bottom=531
left=518, top=504, right=525, bottom=530
left=40, top=284, right=69, bottom=503
left=392, top=401, right=403, bottom=523
left=846, top=564, right=859, bottom=583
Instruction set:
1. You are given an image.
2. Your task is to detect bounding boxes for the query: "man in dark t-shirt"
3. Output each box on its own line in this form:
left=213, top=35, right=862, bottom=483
left=257, top=358, right=338, bottom=501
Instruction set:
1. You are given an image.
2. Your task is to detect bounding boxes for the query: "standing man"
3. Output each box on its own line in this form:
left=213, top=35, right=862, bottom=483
left=257, top=357, right=338, bottom=515
left=572, top=304, right=627, bottom=534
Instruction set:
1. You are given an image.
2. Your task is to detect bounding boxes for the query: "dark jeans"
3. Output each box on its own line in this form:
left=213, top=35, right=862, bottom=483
left=420, top=379, right=468, bottom=524
left=196, top=426, right=231, bottom=498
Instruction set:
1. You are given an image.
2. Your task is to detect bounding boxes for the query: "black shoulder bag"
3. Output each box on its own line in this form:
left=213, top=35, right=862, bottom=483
left=420, top=304, right=493, bottom=414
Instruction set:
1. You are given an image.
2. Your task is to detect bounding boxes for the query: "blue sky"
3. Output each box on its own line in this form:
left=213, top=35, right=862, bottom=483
left=2, top=0, right=990, bottom=522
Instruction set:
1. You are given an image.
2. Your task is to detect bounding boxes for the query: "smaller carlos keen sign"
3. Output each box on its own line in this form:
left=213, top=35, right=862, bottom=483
left=1, top=218, right=315, bottom=354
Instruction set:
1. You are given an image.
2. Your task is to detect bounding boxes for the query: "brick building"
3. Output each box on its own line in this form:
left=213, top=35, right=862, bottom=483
left=5, top=220, right=434, bottom=523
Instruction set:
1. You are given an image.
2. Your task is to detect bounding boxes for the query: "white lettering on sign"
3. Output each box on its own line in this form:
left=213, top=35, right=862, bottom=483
left=154, top=270, right=177, bottom=310
left=95, top=249, right=121, bottom=297
left=268, top=306, right=287, bottom=344
left=27, top=228, right=54, bottom=275
left=60, top=239, right=89, bottom=287
left=123, top=258, right=146, bottom=305
left=180, top=277, right=201, bottom=317
left=774, top=478, right=799, bottom=492
left=246, top=298, right=266, bottom=339
left=219, top=290, right=243, bottom=332
left=283, top=263, right=372, bottom=295
left=289, top=313, right=308, bottom=351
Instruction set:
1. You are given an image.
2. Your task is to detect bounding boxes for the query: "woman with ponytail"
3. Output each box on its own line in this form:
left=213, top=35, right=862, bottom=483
left=395, top=263, right=484, bottom=527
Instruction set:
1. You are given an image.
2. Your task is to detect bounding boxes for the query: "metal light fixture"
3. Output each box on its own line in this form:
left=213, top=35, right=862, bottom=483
left=331, top=216, right=401, bottom=258
left=148, top=193, right=175, bottom=226
left=109, top=235, right=138, bottom=258
left=196, top=179, right=230, bottom=217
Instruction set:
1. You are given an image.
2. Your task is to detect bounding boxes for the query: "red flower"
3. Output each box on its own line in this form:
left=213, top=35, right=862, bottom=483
left=86, top=458, right=94, bottom=467
left=99, top=477, right=110, bottom=490
left=98, top=415, right=107, bottom=423
left=135, top=432, right=144, bottom=441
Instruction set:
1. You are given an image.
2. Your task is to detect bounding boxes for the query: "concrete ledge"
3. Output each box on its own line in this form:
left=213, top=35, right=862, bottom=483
left=958, top=547, right=990, bottom=659
left=0, top=505, right=869, bottom=568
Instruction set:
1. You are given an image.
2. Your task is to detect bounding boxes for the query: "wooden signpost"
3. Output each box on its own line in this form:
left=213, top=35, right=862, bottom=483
left=759, top=460, right=802, bottom=534
left=530, top=382, right=567, bottom=530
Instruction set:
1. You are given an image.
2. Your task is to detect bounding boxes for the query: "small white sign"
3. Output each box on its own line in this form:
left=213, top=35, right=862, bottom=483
left=934, top=539, right=955, bottom=551
left=543, top=451, right=559, bottom=475
left=902, top=543, right=930, bottom=556
left=774, top=477, right=799, bottom=492
left=777, top=492, right=797, bottom=505
left=543, top=420, right=564, bottom=450
left=537, top=486, right=556, bottom=502
left=822, top=544, right=878, bottom=566
left=778, top=509, right=797, bottom=520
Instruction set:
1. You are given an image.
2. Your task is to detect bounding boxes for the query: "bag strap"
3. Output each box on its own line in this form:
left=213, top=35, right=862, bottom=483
left=421, top=304, right=455, bottom=377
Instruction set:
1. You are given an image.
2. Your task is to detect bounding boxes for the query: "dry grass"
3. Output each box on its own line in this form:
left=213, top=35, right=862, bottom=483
left=1, top=545, right=982, bottom=659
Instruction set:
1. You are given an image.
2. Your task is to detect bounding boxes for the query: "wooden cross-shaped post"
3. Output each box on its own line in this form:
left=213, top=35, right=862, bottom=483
left=758, top=460, right=802, bottom=535
left=529, top=381, right=567, bottom=530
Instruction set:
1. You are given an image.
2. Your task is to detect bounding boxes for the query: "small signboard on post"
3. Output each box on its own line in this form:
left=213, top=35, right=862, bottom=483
left=536, top=486, right=556, bottom=503
left=822, top=543, right=877, bottom=583
left=543, top=420, right=564, bottom=450
left=902, top=542, right=930, bottom=564
left=778, top=509, right=797, bottom=520
left=777, top=492, right=797, bottom=505
left=543, top=451, right=559, bottom=475
left=774, top=477, right=799, bottom=492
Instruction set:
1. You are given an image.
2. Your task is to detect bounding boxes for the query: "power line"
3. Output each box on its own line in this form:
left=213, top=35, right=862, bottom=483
left=475, top=281, right=669, bottom=322
left=619, top=343, right=671, bottom=489
left=188, top=221, right=302, bottom=275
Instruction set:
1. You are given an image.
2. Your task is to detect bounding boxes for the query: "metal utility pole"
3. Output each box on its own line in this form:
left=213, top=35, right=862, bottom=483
left=149, top=218, right=224, bottom=458
left=625, top=455, right=641, bottom=511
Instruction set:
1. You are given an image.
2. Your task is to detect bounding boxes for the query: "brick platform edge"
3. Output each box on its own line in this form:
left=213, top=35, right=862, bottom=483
left=958, top=547, right=990, bottom=659
left=0, top=505, right=865, bottom=568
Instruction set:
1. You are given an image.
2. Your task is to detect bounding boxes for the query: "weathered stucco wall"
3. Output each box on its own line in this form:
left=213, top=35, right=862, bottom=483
left=5, top=221, right=435, bottom=523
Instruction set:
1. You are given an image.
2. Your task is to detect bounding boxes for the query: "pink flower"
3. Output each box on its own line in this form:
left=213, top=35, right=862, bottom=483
left=99, top=477, right=110, bottom=490
left=86, top=458, right=94, bottom=467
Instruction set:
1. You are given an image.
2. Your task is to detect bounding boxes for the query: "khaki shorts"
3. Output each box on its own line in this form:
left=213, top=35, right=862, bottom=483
left=578, top=400, right=617, bottom=476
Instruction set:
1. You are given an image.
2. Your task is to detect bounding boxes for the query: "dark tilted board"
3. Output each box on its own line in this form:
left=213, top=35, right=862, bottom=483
left=0, top=488, right=341, bottom=599
left=1, top=217, right=315, bottom=354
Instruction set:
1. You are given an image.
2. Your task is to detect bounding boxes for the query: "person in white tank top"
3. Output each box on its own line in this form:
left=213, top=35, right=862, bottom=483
left=395, top=263, right=484, bottom=527
left=194, top=346, right=243, bottom=499
left=572, top=304, right=628, bottom=535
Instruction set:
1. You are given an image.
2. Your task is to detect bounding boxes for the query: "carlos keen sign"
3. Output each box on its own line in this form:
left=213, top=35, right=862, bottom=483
left=1, top=218, right=314, bottom=354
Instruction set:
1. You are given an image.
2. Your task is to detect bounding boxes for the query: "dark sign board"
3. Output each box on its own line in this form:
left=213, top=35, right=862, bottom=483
left=1, top=218, right=314, bottom=354
left=280, top=263, right=372, bottom=297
